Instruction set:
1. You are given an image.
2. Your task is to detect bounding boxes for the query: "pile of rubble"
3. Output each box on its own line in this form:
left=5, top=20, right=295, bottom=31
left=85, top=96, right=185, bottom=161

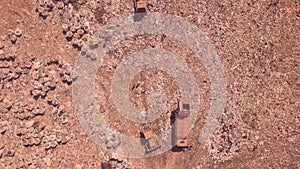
left=0, top=98, right=13, bottom=114
left=0, top=138, right=15, bottom=166
left=16, top=121, right=68, bottom=149
left=0, top=145, right=14, bottom=159
left=16, top=121, right=45, bottom=147
left=0, top=53, right=33, bottom=81
left=29, top=57, right=73, bottom=99
left=205, top=116, right=260, bottom=163
left=11, top=99, right=46, bottom=120
left=0, top=37, right=73, bottom=168
left=30, top=69, right=58, bottom=99
left=7, top=28, right=22, bottom=44
left=47, top=96, right=69, bottom=124
left=35, top=0, right=102, bottom=49
left=42, top=128, right=68, bottom=150
left=0, top=121, right=8, bottom=134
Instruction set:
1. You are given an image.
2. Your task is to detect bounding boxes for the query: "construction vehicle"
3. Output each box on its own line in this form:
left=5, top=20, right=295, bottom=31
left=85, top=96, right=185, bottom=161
left=174, top=102, right=190, bottom=148
left=134, top=0, right=146, bottom=13
left=101, top=162, right=112, bottom=169
left=141, top=130, right=161, bottom=153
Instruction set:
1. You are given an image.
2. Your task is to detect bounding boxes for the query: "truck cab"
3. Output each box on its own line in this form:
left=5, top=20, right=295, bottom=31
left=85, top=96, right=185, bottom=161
left=134, top=0, right=146, bottom=13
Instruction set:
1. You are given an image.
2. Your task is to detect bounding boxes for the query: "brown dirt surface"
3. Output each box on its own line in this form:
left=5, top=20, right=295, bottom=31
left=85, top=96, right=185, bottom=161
left=0, top=0, right=299, bottom=169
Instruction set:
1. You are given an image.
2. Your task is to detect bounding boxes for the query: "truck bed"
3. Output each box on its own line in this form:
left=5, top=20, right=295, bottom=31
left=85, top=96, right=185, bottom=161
left=175, top=118, right=189, bottom=139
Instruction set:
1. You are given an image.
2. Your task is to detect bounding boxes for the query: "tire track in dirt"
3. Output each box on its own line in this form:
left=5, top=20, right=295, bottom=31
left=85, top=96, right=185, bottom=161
left=167, top=152, right=182, bottom=169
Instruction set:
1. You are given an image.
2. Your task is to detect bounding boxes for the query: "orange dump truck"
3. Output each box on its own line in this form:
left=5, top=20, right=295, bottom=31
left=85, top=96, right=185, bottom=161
left=134, top=0, right=146, bottom=13
left=175, top=103, right=190, bottom=147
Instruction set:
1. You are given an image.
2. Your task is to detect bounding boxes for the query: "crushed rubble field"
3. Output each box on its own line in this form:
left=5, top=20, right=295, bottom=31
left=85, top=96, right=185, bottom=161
left=0, top=0, right=299, bottom=168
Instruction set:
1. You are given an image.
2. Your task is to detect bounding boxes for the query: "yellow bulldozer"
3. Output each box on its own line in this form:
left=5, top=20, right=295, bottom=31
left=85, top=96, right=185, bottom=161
left=141, top=129, right=161, bottom=154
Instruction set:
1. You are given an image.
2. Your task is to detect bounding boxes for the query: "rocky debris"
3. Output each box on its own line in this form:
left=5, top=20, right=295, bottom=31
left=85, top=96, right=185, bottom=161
left=108, top=154, right=132, bottom=169
left=0, top=42, right=4, bottom=50
left=35, top=0, right=55, bottom=18
left=205, top=118, right=260, bottom=163
left=7, top=28, right=22, bottom=44
left=29, top=58, right=73, bottom=99
left=35, top=0, right=102, bottom=49
left=14, top=28, right=23, bottom=37
left=31, top=105, right=47, bottom=116
left=50, top=104, right=69, bottom=124
left=99, top=152, right=132, bottom=169
left=0, top=143, right=4, bottom=158
left=7, top=31, right=17, bottom=43
left=81, top=48, right=98, bottom=61
left=30, top=67, right=56, bottom=99
left=43, top=55, right=62, bottom=66
left=3, top=149, right=15, bottom=158
left=13, top=100, right=47, bottom=120
left=42, top=128, right=68, bottom=150
left=0, top=55, right=33, bottom=82
left=47, top=96, right=59, bottom=107
left=59, top=63, right=73, bottom=85
left=105, top=130, right=121, bottom=150
left=16, top=121, right=45, bottom=147
left=16, top=121, right=68, bottom=151
left=17, top=153, right=47, bottom=169
left=0, top=98, right=13, bottom=114
left=31, top=69, right=57, bottom=99
left=0, top=141, right=14, bottom=159
left=0, top=121, right=9, bottom=134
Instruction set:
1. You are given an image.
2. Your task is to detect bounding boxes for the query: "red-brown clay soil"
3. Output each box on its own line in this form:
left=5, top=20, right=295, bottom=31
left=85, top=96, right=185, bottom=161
left=0, top=0, right=299, bottom=169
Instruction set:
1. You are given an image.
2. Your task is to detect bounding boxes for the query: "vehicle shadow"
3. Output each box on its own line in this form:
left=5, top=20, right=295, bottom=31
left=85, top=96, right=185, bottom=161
left=134, top=12, right=147, bottom=22
left=170, top=108, right=183, bottom=152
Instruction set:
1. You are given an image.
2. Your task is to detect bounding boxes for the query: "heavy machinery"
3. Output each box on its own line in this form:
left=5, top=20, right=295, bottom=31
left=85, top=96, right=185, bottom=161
left=101, top=162, right=112, bottom=169
left=134, top=0, right=146, bottom=13
left=141, top=130, right=161, bottom=153
left=174, top=102, right=190, bottom=148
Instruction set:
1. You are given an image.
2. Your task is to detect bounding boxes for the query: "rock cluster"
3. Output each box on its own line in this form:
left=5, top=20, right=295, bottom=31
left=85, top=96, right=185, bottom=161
left=16, top=121, right=68, bottom=151
left=56, top=106, right=68, bottom=122
left=7, top=28, right=22, bottom=44
left=0, top=98, right=13, bottom=114
left=0, top=54, right=33, bottom=81
left=59, top=63, right=73, bottom=85
left=42, top=128, right=68, bottom=150
left=12, top=100, right=46, bottom=120
left=0, top=53, right=16, bottom=61
left=0, top=147, right=14, bottom=159
left=16, top=121, right=45, bottom=147
left=44, top=56, right=74, bottom=84
left=105, top=130, right=120, bottom=150
left=47, top=97, right=69, bottom=124
left=29, top=57, right=73, bottom=99
left=30, top=65, right=57, bottom=99
left=35, top=0, right=102, bottom=49
left=36, top=0, right=55, bottom=18
left=205, top=123, right=238, bottom=162
left=0, top=42, right=4, bottom=50
left=0, top=121, right=8, bottom=134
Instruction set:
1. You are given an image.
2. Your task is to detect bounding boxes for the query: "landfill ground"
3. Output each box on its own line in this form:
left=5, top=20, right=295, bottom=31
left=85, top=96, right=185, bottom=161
left=0, top=0, right=299, bottom=169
